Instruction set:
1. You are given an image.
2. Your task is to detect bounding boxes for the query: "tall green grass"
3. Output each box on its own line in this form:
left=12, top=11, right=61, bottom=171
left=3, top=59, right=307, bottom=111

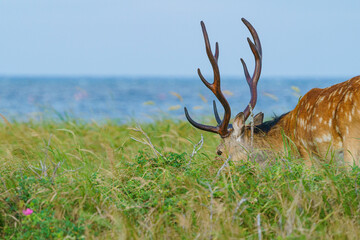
left=1, top=119, right=360, bottom=239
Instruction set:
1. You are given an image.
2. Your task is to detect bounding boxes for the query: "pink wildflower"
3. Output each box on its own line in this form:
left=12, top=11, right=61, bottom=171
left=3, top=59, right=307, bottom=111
left=22, top=208, right=33, bottom=216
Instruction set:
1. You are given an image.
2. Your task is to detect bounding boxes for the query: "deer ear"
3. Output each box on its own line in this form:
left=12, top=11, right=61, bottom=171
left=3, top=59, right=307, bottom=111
left=233, top=112, right=245, bottom=137
left=253, top=112, right=264, bottom=125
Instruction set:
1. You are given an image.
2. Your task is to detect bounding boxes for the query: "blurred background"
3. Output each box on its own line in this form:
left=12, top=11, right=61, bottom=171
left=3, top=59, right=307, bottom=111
left=0, top=0, right=359, bottom=122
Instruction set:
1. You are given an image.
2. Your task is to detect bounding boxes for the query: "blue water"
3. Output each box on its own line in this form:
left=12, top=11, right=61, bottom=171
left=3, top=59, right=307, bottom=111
left=0, top=76, right=347, bottom=123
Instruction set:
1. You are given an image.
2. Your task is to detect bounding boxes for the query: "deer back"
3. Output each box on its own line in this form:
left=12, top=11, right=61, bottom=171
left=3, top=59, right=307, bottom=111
left=286, top=76, right=360, bottom=156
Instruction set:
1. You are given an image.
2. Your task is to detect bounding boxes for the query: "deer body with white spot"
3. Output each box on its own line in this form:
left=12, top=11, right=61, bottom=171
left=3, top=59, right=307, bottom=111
left=285, top=77, right=360, bottom=165
left=184, top=18, right=360, bottom=166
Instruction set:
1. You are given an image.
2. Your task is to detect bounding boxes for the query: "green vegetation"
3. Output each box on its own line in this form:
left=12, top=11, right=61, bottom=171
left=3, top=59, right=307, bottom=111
left=1, top=119, right=360, bottom=239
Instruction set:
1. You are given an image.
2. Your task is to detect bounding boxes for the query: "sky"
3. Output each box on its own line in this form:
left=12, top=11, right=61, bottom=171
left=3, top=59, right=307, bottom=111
left=0, top=0, right=359, bottom=78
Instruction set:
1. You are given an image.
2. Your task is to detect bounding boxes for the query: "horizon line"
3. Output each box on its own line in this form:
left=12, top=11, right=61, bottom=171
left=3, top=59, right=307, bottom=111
left=0, top=73, right=355, bottom=80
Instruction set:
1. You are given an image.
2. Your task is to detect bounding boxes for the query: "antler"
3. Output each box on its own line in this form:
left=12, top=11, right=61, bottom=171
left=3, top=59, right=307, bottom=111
left=184, top=21, right=232, bottom=137
left=240, top=18, right=262, bottom=120
left=212, top=18, right=262, bottom=125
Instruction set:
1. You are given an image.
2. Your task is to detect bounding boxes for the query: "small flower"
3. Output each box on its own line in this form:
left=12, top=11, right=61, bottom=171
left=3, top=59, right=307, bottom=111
left=22, top=208, right=33, bottom=216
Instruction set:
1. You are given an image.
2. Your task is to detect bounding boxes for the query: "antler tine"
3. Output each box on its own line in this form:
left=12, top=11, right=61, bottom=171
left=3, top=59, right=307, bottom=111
left=184, top=107, right=219, bottom=134
left=197, top=21, right=220, bottom=90
left=242, top=18, right=262, bottom=55
left=213, top=100, right=233, bottom=128
left=240, top=18, right=263, bottom=120
left=214, top=42, right=219, bottom=62
left=213, top=100, right=222, bottom=124
left=184, top=21, right=232, bottom=138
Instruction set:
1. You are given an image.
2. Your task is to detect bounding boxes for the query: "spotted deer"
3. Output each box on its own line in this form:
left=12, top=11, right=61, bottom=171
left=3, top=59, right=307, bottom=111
left=184, top=18, right=360, bottom=166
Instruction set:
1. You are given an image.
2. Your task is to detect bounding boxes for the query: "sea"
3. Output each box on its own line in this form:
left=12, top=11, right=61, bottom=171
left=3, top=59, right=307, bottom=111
left=0, top=76, right=347, bottom=123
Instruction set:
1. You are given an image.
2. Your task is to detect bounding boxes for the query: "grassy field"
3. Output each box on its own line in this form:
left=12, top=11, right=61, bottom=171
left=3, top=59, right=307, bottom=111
left=1, top=118, right=360, bottom=239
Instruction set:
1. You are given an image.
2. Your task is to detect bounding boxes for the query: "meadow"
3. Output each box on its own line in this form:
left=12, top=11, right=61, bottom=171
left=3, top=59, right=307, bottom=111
left=1, top=118, right=360, bottom=239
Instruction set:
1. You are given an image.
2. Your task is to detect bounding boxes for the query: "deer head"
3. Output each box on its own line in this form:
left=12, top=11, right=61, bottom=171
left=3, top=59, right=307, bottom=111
left=184, top=18, right=263, bottom=159
left=185, top=19, right=360, bottom=167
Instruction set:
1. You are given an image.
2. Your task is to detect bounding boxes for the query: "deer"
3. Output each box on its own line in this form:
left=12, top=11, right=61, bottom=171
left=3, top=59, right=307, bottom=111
left=184, top=18, right=360, bottom=167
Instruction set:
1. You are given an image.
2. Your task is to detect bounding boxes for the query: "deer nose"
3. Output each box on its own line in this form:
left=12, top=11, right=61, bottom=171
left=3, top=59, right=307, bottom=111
left=217, top=150, right=222, bottom=155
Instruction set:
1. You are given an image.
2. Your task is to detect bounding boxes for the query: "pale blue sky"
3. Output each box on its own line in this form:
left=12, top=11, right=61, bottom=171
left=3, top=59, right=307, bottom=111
left=0, top=0, right=359, bottom=77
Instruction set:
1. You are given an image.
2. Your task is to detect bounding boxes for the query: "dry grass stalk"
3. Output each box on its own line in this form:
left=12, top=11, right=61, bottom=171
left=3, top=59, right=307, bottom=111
left=0, top=174, right=7, bottom=191
left=257, top=213, right=262, bottom=240
left=187, top=134, right=204, bottom=167
left=130, top=124, right=166, bottom=160
left=213, top=155, right=231, bottom=183
left=29, top=134, right=82, bottom=182
left=0, top=113, right=11, bottom=127
left=232, top=195, right=247, bottom=222
left=205, top=182, right=215, bottom=239
left=249, top=103, right=254, bottom=149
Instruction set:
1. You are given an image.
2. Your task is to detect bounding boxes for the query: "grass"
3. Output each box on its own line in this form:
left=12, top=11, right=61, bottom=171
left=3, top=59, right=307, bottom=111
left=1, top=118, right=360, bottom=239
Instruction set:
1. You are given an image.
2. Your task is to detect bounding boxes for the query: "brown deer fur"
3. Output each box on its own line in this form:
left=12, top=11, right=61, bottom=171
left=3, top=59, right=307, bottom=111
left=218, top=76, right=360, bottom=166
